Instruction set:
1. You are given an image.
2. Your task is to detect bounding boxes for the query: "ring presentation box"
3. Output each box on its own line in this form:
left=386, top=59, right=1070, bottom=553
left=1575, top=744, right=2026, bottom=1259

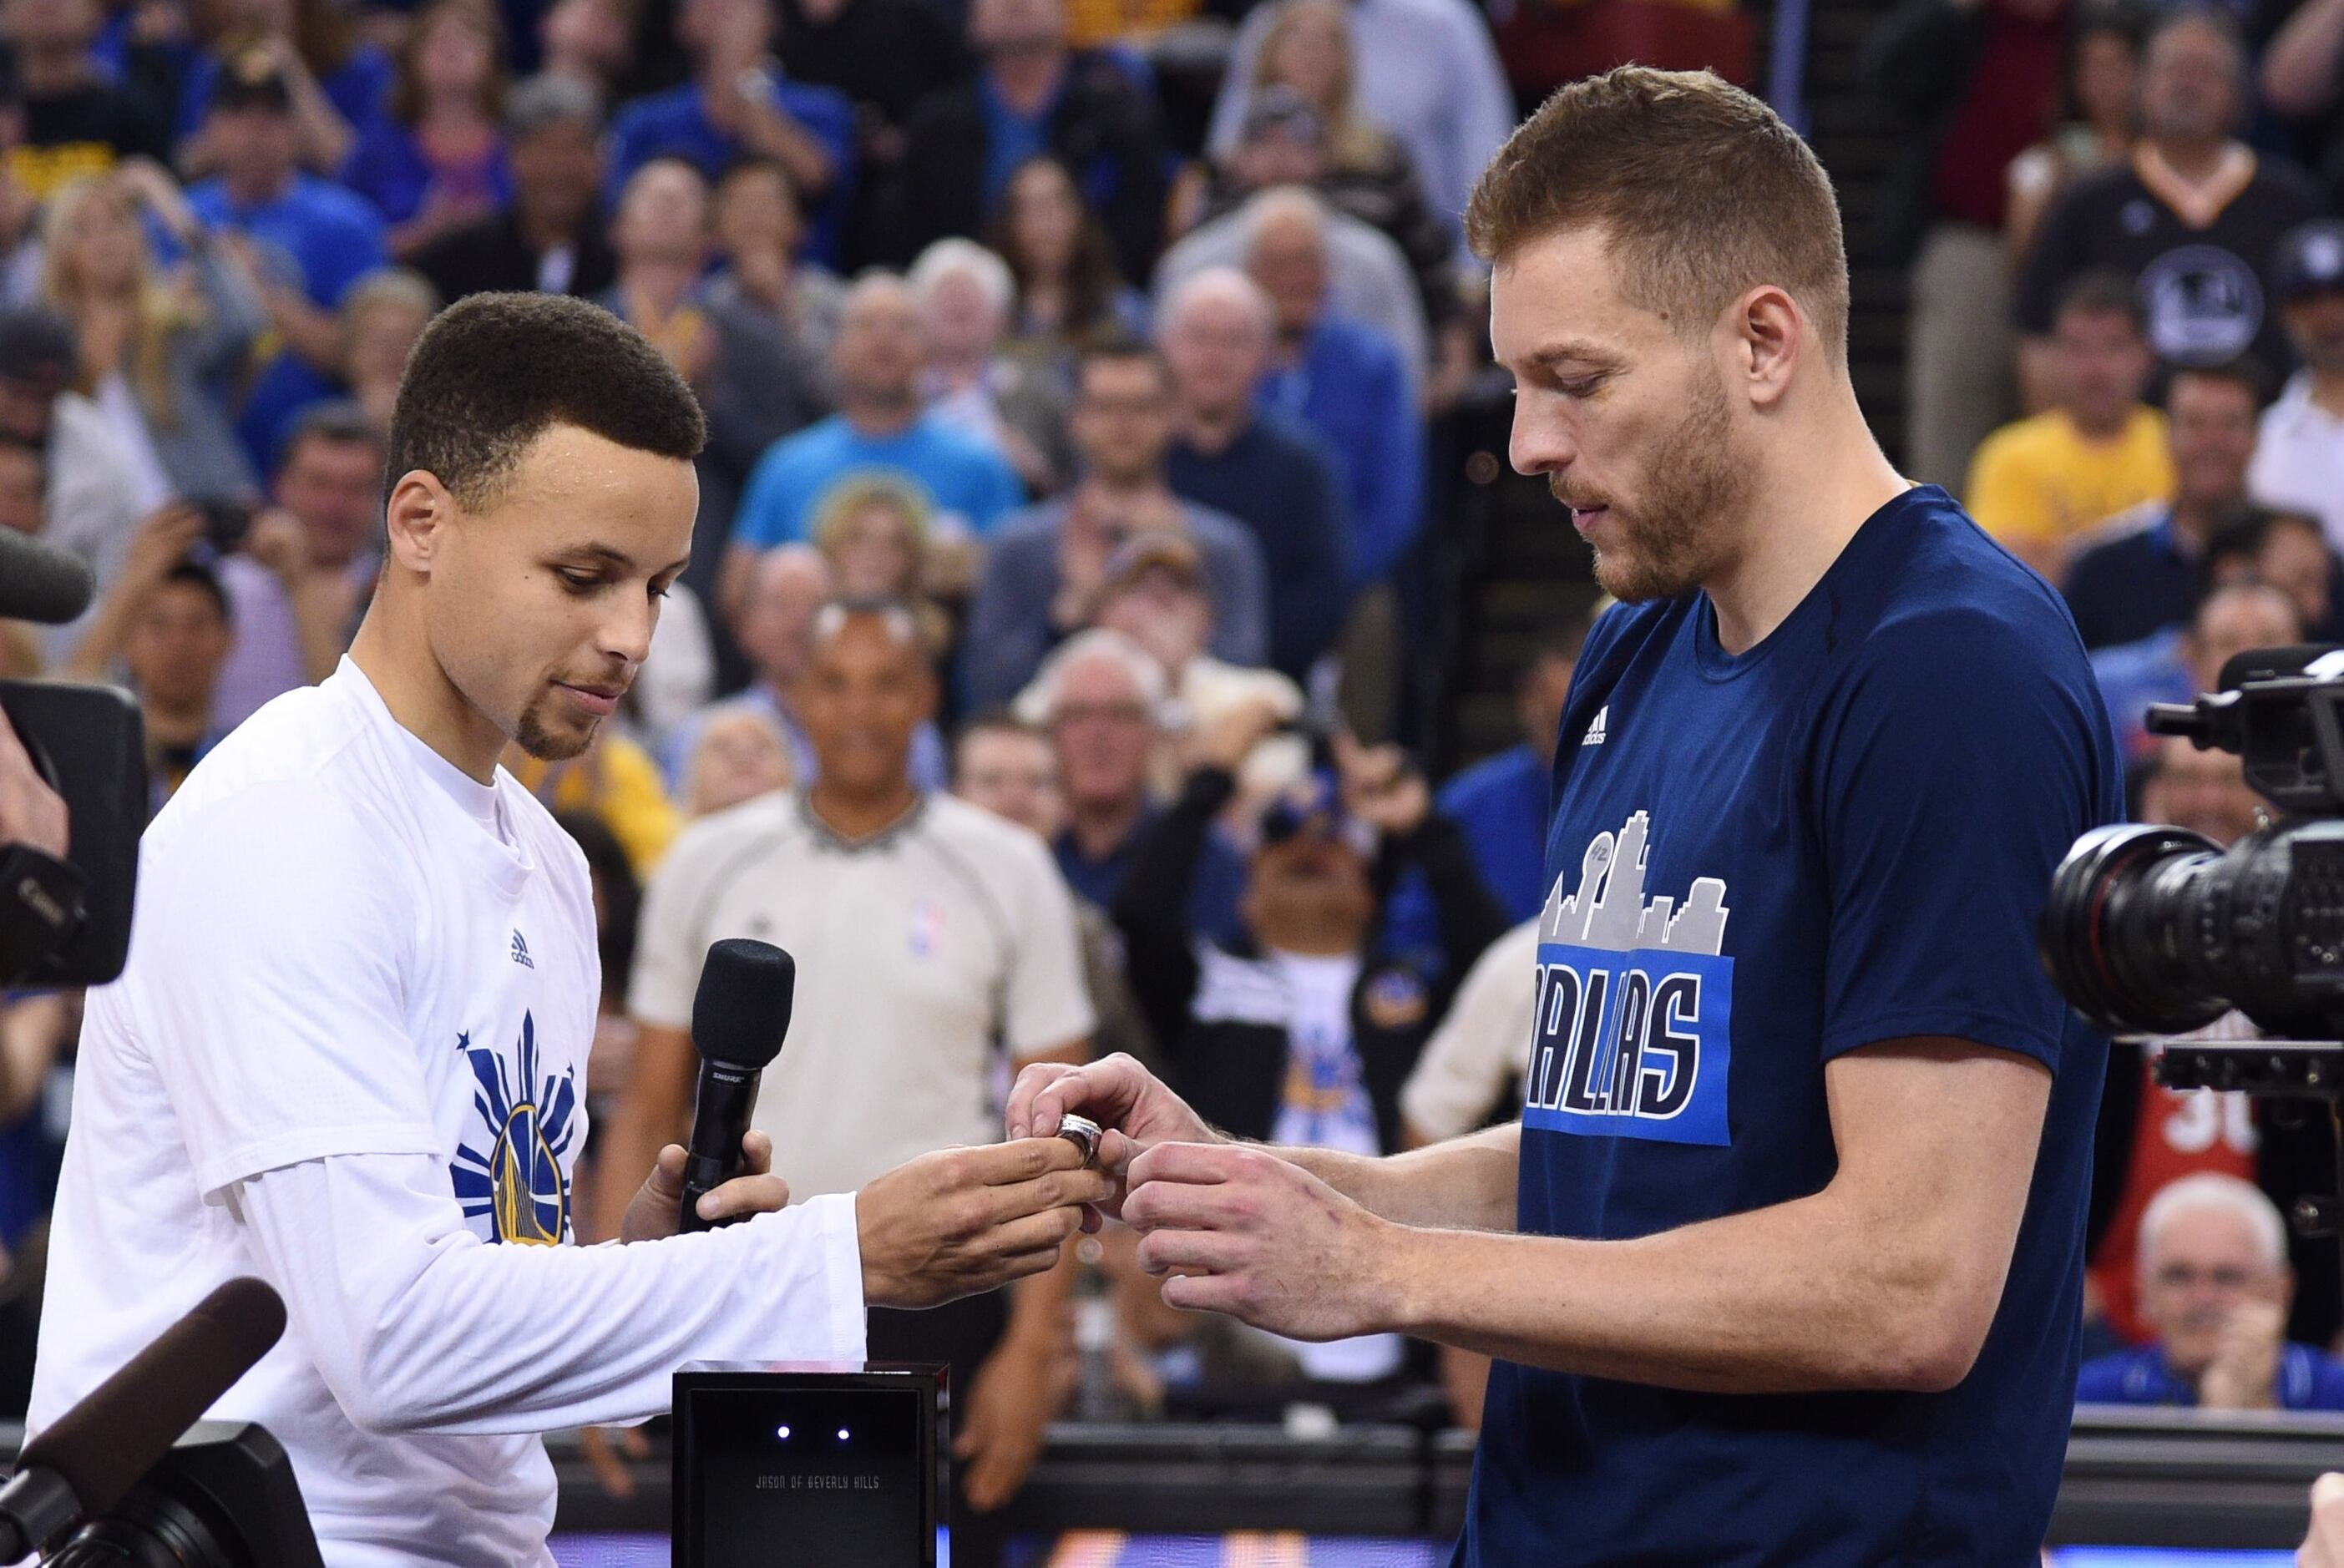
left=673, top=1362, right=947, bottom=1567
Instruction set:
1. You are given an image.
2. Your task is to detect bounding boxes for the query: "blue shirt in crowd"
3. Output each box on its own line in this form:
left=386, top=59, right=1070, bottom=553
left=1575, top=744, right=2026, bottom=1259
left=729, top=412, right=1025, bottom=552
left=339, top=117, right=513, bottom=227
left=605, top=78, right=858, bottom=270
left=1164, top=412, right=1352, bottom=682
left=1258, top=313, right=1423, bottom=589
left=978, top=73, right=1056, bottom=217
left=2091, top=625, right=2195, bottom=760
left=1459, top=487, right=2122, bottom=1566
left=2078, top=1342, right=2344, bottom=1409
left=1382, top=742, right=1548, bottom=959
left=187, top=173, right=388, bottom=472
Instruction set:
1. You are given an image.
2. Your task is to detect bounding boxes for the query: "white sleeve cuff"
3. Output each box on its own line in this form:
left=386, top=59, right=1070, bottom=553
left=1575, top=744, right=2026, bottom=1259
left=797, top=1190, right=868, bottom=1362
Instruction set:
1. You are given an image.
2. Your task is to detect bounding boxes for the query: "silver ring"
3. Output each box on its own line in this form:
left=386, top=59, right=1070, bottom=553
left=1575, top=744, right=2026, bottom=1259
left=1056, top=1114, right=1102, bottom=1169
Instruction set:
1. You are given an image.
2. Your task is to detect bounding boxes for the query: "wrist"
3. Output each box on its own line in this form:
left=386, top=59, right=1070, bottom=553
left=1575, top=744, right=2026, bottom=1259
left=1366, top=1215, right=1434, bottom=1337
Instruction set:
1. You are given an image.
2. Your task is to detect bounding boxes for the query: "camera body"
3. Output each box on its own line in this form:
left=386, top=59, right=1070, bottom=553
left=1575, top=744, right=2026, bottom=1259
left=2043, top=645, right=2344, bottom=1038
left=0, top=679, right=146, bottom=986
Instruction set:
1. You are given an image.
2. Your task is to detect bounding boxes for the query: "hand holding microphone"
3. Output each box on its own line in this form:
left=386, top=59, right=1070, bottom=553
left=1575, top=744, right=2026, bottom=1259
left=617, top=938, right=796, bottom=1242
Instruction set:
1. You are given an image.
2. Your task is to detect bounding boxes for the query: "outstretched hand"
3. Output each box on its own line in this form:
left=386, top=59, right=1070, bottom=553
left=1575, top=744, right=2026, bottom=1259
left=1005, top=1053, right=1220, bottom=1220
left=1121, top=1141, right=1401, bottom=1341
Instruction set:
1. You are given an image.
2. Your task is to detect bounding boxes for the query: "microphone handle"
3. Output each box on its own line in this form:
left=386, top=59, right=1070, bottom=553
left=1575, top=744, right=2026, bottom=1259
left=678, top=1062, right=762, bottom=1235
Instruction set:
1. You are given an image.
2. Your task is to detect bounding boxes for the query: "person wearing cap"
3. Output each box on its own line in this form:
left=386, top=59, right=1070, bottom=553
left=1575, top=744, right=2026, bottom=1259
left=2250, top=219, right=2344, bottom=551
left=1090, top=529, right=1303, bottom=736
left=1105, top=707, right=1509, bottom=1394
left=185, top=48, right=390, bottom=473
left=409, top=73, right=616, bottom=304
left=964, top=336, right=1269, bottom=708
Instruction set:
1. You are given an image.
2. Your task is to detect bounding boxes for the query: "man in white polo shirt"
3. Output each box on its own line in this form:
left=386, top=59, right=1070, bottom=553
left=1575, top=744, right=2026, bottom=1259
left=2250, top=220, right=2344, bottom=549
left=608, top=599, right=1095, bottom=1559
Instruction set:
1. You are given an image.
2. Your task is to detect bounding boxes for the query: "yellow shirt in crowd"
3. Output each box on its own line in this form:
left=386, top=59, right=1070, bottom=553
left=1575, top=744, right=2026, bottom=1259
left=1964, top=406, right=2175, bottom=552
left=505, top=732, right=682, bottom=878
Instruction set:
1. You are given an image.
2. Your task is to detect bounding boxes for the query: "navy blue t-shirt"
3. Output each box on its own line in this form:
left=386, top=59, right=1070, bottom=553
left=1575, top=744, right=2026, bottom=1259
left=1456, top=487, right=2122, bottom=1566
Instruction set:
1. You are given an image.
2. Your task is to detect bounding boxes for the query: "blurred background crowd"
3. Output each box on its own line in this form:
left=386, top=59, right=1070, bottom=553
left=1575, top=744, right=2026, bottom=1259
left=3, top=0, right=2344, bottom=1548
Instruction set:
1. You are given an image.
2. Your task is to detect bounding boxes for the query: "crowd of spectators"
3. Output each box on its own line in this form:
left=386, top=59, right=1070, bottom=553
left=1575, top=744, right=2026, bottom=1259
left=10, top=0, right=2344, bottom=1532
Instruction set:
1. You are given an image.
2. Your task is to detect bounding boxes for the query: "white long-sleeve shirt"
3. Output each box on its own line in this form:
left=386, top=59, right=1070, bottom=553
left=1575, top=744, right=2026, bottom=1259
left=30, top=661, right=866, bottom=1568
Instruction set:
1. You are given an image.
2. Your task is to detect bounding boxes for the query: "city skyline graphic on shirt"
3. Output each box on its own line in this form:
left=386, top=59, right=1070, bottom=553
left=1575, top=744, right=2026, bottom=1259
left=1539, top=809, right=1730, bottom=959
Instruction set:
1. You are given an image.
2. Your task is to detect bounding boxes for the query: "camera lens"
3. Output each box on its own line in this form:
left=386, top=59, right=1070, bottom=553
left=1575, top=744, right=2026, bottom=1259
left=2040, top=822, right=2235, bottom=1036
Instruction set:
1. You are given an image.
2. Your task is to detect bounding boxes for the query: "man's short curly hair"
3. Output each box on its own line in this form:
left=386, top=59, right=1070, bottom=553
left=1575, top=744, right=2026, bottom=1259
left=385, top=291, right=706, bottom=511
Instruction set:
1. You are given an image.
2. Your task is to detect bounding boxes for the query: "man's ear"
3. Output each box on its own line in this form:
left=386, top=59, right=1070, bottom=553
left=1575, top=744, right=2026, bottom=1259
left=1729, top=285, right=1806, bottom=412
left=382, top=468, right=456, bottom=576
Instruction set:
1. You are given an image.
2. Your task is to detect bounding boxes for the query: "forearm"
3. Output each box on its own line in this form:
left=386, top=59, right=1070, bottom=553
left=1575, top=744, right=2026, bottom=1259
left=1283, top=1122, right=1518, bottom=1232
left=236, top=1153, right=865, bottom=1434
left=60, top=590, right=140, bottom=680
left=286, top=573, right=347, bottom=685
left=2265, top=0, right=2344, bottom=116
left=1381, top=1183, right=1970, bottom=1394
left=266, top=288, right=342, bottom=372
left=742, top=110, right=833, bottom=195
left=288, top=76, right=354, bottom=171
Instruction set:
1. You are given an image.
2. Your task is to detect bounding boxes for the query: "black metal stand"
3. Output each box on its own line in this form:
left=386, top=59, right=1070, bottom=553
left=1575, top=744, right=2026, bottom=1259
left=2154, top=1039, right=2344, bottom=1298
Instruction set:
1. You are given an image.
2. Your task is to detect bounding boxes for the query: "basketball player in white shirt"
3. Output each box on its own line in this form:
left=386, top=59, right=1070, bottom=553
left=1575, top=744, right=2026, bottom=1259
left=28, top=293, right=1111, bottom=1568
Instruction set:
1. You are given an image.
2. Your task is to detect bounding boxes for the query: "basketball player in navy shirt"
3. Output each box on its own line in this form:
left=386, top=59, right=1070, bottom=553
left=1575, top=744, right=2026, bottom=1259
left=1010, top=66, right=2124, bottom=1565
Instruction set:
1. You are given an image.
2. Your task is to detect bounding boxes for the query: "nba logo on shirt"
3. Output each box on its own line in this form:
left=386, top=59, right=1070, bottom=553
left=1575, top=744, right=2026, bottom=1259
left=908, top=896, right=946, bottom=959
left=1526, top=810, right=1734, bottom=1146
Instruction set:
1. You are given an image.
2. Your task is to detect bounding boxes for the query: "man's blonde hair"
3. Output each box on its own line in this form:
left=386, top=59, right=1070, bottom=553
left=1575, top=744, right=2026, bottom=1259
left=1466, top=66, right=1850, bottom=361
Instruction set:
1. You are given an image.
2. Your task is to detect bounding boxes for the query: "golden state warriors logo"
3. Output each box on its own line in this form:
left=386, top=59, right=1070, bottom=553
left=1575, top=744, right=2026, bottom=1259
left=450, top=1012, right=580, bottom=1246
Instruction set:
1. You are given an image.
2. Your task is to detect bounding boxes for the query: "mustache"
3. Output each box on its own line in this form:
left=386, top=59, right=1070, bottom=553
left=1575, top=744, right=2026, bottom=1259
left=1547, top=476, right=1613, bottom=512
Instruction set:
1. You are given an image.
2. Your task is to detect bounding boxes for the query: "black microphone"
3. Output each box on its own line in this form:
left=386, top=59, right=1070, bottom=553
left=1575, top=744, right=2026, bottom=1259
left=679, top=938, right=794, bottom=1234
left=0, top=1276, right=286, bottom=1558
left=0, top=528, right=94, bottom=625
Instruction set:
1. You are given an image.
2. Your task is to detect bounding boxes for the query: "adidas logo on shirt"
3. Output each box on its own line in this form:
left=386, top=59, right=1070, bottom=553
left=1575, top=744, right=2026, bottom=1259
left=510, top=930, right=534, bottom=969
left=1582, top=706, right=1609, bottom=746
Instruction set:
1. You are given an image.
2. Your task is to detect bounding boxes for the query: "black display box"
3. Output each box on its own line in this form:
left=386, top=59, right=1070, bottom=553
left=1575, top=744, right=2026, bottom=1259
left=673, top=1361, right=948, bottom=1567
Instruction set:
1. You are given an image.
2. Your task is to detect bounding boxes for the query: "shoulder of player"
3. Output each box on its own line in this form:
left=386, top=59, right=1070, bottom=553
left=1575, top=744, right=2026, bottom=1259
left=1823, top=503, right=2094, bottom=692
left=149, top=687, right=406, bottom=857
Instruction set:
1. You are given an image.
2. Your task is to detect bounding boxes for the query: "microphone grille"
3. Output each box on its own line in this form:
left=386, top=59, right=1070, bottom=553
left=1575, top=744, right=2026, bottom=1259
left=691, top=938, right=794, bottom=1070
